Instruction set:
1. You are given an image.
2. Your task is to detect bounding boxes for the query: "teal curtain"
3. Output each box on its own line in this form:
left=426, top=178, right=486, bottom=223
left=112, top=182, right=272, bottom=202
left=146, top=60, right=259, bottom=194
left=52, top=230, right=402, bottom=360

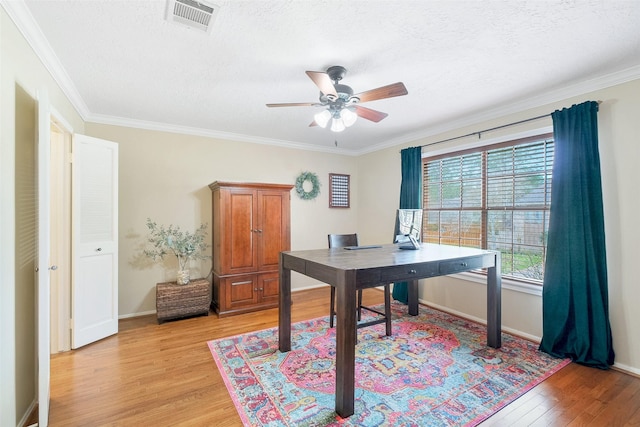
left=539, top=101, right=614, bottom=369
left=392, top=146, right=422, bottom=303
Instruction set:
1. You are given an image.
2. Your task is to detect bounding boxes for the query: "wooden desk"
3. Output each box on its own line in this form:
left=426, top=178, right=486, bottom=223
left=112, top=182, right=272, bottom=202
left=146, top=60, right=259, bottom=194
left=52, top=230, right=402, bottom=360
left=278, top=243, right=501, bottom=418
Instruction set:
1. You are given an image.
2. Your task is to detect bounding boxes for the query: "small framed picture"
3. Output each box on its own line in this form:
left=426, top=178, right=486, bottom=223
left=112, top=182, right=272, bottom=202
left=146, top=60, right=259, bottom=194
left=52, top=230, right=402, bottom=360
left=329, top=173, right=350, bottom=208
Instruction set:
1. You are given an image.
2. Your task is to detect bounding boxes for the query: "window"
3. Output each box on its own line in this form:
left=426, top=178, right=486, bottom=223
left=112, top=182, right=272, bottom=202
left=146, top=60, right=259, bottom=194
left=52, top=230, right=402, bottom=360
left=423, top=133, right=553, bottom=283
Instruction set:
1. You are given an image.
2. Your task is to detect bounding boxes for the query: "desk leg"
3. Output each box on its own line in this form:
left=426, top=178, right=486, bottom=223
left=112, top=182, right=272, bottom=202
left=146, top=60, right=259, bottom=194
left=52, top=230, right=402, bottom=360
left=487, top=252, right=502, bottom=348
left=408, top=280, right=419, bottom=316
left=278, top=254, right=291, bottom=352
left=335, top=269, right=357, bottom=418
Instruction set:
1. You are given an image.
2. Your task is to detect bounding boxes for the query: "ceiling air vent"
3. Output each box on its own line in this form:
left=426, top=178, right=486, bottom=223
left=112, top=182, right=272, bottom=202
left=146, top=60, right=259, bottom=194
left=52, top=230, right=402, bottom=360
left=165, top=0, right=219, bottom=33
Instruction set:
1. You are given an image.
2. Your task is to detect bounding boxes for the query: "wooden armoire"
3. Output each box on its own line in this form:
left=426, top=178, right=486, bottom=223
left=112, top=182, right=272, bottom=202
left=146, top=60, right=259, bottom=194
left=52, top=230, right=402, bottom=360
left=209, top=181, right=293, bottom=317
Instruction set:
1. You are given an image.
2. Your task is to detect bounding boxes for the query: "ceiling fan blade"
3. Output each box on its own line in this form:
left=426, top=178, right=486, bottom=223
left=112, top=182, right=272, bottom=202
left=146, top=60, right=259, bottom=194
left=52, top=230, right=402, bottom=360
left=305, top=71, right=338, bottom=99
left=354, top=105, right=389, bottom=123
left=266, top=102, right=319, bottom=107
left=354, top=82, right=408, bottom=103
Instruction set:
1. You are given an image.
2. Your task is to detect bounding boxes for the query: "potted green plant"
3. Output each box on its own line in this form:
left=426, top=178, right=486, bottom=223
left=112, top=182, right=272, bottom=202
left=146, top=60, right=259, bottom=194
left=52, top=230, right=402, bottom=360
left=143, top=218, right=209, bottom=285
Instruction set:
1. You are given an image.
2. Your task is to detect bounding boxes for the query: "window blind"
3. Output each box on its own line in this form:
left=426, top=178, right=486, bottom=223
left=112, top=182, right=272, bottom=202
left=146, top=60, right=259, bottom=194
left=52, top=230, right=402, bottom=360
left=423, top=133, right=553, bottom=283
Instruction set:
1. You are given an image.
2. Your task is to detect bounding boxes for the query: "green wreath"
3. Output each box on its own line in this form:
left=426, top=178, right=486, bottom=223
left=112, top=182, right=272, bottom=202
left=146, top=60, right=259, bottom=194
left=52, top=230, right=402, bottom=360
left=295, top=171, right=320, bottom=200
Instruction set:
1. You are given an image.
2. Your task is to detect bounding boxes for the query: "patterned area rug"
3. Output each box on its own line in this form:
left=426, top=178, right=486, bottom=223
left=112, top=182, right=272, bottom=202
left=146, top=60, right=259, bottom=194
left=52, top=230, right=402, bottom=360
left=208, top=302, right=570, bottom=426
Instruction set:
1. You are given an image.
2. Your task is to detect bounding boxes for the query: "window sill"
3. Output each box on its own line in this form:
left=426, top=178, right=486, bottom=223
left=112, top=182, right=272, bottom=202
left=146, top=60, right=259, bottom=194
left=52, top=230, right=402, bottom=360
left=448, top=271, right=543, bottom=297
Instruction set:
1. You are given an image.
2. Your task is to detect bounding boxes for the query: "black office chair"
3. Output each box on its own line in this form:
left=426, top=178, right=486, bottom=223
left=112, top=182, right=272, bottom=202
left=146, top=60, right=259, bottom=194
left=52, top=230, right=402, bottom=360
left=328, top=233, right=392, bottom=336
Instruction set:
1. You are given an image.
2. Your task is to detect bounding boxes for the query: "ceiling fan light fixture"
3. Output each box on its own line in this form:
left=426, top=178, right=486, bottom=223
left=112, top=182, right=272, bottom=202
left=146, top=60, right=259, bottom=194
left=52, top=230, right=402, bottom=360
left=266, top=66, right=408, bottom=134
left=340, top=107, right=358, bottom=127
left=330, top=117, right=346, bottom=132
left=314, top=110, right=332, bottom=128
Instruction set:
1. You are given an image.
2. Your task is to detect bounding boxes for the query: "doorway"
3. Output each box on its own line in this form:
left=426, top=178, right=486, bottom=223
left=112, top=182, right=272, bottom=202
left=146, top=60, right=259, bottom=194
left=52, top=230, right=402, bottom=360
left=49, top=118, right=72, bottom=353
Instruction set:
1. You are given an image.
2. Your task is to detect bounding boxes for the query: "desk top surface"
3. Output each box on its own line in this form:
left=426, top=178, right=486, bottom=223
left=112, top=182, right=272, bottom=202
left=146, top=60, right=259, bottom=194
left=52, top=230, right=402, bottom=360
left=283, top=243, right=495, bottom=270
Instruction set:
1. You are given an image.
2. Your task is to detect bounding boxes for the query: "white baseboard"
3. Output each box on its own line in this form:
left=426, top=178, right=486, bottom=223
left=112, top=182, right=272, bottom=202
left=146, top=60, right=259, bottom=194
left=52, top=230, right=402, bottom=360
left=118, top=309, right=156, bottom=319
left=17, top=398, right=37, bottom=427
left=293, top=283, right=329, bottom=292
left=612, top=362, right=640, bottom=377
left=418, top=299, right=542, bottom=343
left=421, top=299, right=640, bottom=377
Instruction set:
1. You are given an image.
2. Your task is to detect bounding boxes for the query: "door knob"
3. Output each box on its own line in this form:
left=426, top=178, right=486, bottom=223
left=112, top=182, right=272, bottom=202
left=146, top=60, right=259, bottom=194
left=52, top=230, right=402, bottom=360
left=49, top=265, right=58, bottom=271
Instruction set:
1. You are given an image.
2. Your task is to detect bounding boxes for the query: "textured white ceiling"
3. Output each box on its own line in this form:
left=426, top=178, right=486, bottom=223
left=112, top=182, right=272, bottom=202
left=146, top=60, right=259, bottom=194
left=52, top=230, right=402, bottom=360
left=12, top=0, right=640, bottom=153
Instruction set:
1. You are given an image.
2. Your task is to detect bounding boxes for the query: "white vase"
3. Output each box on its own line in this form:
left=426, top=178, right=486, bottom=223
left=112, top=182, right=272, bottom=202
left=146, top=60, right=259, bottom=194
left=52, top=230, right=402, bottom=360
left=176, top=269, right=190, bottom=285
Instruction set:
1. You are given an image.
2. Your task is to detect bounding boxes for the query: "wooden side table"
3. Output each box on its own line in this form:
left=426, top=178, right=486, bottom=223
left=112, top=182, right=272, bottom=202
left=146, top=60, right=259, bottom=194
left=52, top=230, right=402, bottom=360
left=156, top=278, right=211, bottom=323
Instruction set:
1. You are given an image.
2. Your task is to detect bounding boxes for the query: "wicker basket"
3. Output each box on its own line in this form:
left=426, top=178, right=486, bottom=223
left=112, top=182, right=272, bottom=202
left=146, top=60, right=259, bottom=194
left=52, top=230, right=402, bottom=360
left=156, top=278, right=210, bottom=323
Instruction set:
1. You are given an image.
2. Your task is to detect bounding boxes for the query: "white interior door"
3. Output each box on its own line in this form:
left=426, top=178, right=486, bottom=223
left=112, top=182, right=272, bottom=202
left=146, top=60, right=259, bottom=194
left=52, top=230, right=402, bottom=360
left=37, top=90, right=51, bottom=427
left=72, top=134, right=119, bottom=348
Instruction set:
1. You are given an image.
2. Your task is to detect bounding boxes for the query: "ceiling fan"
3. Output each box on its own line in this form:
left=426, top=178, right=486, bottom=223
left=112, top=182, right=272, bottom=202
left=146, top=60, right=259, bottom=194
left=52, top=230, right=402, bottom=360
left=266, top=66, right=408, bottom=132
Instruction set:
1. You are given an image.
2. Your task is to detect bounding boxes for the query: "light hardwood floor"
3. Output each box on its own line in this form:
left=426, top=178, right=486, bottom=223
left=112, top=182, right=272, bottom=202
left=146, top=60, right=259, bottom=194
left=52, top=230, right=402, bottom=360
left=45, top=287, right=640, bottom=426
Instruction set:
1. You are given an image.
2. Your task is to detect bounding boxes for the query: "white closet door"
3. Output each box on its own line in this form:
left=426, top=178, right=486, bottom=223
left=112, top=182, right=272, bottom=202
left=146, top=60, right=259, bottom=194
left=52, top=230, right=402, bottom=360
left=71, top=134, right=119, bottom=348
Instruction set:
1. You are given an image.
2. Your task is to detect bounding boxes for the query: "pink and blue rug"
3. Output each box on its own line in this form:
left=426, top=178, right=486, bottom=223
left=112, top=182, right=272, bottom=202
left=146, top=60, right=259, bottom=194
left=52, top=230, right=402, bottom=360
left=208, top=302, right=570, bottom=426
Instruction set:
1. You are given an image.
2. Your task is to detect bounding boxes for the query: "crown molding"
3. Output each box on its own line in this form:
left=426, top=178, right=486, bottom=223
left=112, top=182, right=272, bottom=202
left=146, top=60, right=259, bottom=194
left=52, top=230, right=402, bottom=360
left=2, top=0, right=90, bottom=119
left=87, top=113, right=355, bottom=155
left=356, top=64, right=640, bottom=156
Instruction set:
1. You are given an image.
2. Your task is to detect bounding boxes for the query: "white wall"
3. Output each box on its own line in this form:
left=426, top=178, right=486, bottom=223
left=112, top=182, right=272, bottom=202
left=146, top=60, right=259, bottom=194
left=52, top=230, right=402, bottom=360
left=357, top=78, right=640, bottom=374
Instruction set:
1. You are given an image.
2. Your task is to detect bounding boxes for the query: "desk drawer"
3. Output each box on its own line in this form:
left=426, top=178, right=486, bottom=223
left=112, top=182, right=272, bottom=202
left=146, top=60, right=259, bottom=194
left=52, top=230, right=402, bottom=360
left=438, top=257, right=485, bottom=275
left=380, top=263, right=438, bottom=282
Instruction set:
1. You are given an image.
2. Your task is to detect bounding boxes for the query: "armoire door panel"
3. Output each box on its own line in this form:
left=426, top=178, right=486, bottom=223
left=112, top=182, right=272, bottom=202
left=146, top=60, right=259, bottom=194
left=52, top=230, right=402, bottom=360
left=258, top=192, right=286, bottom=270
left=259, top=272, right=280, bottom=305
left=226, top=190, right=258, bottom=274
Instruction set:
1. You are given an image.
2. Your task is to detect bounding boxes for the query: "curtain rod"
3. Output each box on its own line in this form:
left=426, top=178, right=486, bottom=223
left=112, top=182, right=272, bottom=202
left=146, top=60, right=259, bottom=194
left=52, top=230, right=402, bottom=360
left=418, top=100, right=602, bottom=150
